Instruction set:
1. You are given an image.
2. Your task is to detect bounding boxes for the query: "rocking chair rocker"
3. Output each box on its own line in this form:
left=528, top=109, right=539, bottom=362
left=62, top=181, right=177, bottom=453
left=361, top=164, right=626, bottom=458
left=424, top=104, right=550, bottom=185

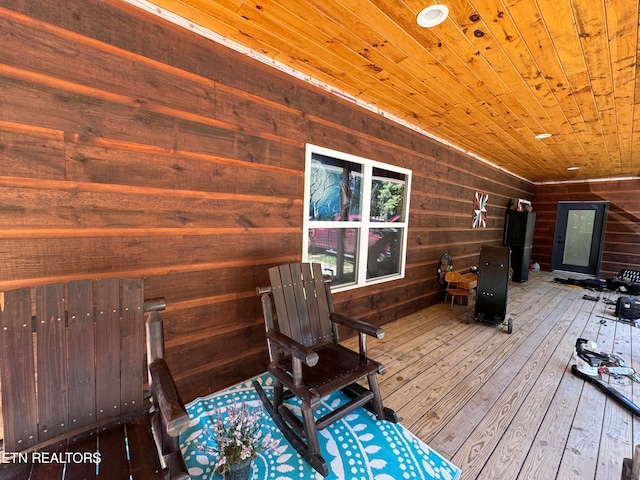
left=253, top=263, right=397, bottom=476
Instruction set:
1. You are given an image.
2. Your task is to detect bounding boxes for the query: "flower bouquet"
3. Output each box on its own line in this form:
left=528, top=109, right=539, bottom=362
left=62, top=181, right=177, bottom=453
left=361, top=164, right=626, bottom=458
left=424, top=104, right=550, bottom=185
left=197, top=402, right=280, bottom=479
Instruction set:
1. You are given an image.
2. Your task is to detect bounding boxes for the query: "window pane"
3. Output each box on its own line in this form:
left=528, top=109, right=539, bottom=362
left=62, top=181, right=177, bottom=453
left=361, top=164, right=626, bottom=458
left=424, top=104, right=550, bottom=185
left=309, top=154, right=362, bottom=221
left=370, top=167, right=406, bottom=221
left=367, top=227, right=402, bottom=279
left=308, top=227, right=359, bottom=287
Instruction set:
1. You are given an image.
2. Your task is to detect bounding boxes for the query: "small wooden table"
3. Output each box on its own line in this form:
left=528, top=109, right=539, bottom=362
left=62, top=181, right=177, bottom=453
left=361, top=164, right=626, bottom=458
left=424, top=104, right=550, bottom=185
left=458, top=272, right=477, bottom=323
left=459, top=272, right=477, bottom=290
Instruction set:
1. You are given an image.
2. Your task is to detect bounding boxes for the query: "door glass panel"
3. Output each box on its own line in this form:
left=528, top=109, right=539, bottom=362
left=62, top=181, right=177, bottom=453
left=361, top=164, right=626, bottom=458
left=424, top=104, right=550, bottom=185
left=562, top=210, right=595, bottom=267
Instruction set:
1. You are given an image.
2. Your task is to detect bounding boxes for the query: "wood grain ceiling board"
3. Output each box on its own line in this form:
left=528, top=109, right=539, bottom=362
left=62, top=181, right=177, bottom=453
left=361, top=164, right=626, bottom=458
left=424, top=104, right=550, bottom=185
left=142, top=0, right=640, bottom=183
left=604, top=0, right=638, bottom=175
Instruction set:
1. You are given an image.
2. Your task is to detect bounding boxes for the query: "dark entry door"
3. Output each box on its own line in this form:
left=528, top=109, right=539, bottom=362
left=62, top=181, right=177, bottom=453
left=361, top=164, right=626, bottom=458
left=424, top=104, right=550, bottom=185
left=552, top=202, right=608, bottom=276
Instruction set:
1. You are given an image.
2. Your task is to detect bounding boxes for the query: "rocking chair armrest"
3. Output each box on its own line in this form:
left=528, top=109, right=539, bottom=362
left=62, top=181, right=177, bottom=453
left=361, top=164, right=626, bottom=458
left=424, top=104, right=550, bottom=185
left=267, top=330, right=319, bottom=367
left=149, top=358, right=190, bottom=437
left=330, top=312, right=384, bottom=339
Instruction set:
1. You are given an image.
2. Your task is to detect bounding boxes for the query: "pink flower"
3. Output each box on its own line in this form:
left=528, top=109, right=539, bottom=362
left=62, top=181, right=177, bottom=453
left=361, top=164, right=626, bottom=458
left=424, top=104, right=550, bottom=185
left=195, top=401, right=280, bottom=475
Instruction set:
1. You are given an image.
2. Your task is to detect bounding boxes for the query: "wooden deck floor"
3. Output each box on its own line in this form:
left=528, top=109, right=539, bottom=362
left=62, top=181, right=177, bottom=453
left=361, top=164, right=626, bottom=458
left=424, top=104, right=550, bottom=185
left=345, top=271, right=638, bottom=480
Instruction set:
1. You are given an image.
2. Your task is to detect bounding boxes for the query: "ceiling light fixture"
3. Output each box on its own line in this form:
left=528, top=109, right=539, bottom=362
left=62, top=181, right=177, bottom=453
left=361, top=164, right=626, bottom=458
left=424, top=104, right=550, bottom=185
left=535, top=133, right=552, bottom=139
left=417, top=5, right=449, bottom=28
left=567, top=166, right=579, bottom=171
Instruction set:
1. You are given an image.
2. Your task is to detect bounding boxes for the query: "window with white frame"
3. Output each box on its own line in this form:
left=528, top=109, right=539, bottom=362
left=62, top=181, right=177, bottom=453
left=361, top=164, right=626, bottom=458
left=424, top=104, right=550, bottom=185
left=302, top=144, right=411, bottom=291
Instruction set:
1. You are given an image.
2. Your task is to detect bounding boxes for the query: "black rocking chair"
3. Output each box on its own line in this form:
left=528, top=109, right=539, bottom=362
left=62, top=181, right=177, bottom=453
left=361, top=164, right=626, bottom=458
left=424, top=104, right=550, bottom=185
left=253, top=263, right=397, bottom=476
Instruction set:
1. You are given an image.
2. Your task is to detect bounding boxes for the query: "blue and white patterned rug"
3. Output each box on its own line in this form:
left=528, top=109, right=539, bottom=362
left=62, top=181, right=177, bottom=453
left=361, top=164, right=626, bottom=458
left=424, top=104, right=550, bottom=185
left=180, top=373, right=461, bottom=480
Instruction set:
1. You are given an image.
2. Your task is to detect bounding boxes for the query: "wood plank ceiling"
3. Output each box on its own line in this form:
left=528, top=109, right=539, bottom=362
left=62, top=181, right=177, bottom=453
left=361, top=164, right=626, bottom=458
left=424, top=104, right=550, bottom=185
left=136, top=0, right=640, bottom=183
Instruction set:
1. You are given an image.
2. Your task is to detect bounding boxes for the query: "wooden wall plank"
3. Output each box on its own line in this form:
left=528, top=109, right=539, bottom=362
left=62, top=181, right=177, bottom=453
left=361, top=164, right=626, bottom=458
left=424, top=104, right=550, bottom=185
left=64, top=142, right=303, bottom=198
left=0, top=186, right=301, bottom=230
left=0, top=234, right=301, bottom=284
left=165, top=323, right=267, bottom=375
left=0, top=126, right=66, bottom=179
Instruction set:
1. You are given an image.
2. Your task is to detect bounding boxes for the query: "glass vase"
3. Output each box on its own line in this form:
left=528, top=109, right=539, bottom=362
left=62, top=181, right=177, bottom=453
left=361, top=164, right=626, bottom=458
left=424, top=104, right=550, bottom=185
left=225, top=457, right=252, bottom=480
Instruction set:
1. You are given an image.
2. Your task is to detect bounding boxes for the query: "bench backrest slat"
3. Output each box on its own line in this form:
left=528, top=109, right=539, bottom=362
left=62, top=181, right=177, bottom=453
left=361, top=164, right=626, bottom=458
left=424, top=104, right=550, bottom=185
left=120, top=278, right=145, bottom=415
left=68, top=280, right=97, bottom=428
left=36, top=282, right=69, bottom=443
left=0, top=287, right=38, bottom=450
left=95, top=278, right=123, bottom=421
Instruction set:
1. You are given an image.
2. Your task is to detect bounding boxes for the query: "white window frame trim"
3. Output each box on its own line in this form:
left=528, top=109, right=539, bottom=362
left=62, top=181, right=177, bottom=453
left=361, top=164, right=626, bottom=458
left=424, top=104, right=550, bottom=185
left=302, top=143, right=412, bottom=292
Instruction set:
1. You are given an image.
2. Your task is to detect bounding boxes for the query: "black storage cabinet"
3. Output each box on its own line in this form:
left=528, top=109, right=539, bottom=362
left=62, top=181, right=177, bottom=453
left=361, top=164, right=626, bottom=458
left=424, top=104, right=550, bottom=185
left=503, top=210, right=536, bottom=282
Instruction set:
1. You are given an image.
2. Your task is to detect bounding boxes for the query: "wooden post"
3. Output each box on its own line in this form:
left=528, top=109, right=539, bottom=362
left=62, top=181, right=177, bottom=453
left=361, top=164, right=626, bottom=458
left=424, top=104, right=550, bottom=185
left=146, top=311, right=165, bottom=364
left=634, top=445, right=640, bottom=480
left=145, top=307, right=165, bottom=389
left=622, top=444, right=640, bottom=480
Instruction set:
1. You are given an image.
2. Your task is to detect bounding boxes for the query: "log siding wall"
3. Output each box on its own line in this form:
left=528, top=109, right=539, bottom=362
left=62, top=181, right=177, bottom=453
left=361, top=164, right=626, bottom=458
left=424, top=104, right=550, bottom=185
left=533, top=180, right=640, bottom=278
left=0, top=0, right=533, bottom=400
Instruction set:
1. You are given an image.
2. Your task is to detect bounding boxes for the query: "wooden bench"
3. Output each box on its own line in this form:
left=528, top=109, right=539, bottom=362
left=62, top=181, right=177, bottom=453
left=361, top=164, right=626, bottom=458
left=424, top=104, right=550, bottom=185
left=0, top=278, right=190, bottom=479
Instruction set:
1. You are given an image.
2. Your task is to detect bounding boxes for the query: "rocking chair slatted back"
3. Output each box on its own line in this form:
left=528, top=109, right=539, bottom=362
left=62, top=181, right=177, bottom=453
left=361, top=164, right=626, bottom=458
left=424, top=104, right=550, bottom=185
left=268, top=263, right=333, bottom=348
